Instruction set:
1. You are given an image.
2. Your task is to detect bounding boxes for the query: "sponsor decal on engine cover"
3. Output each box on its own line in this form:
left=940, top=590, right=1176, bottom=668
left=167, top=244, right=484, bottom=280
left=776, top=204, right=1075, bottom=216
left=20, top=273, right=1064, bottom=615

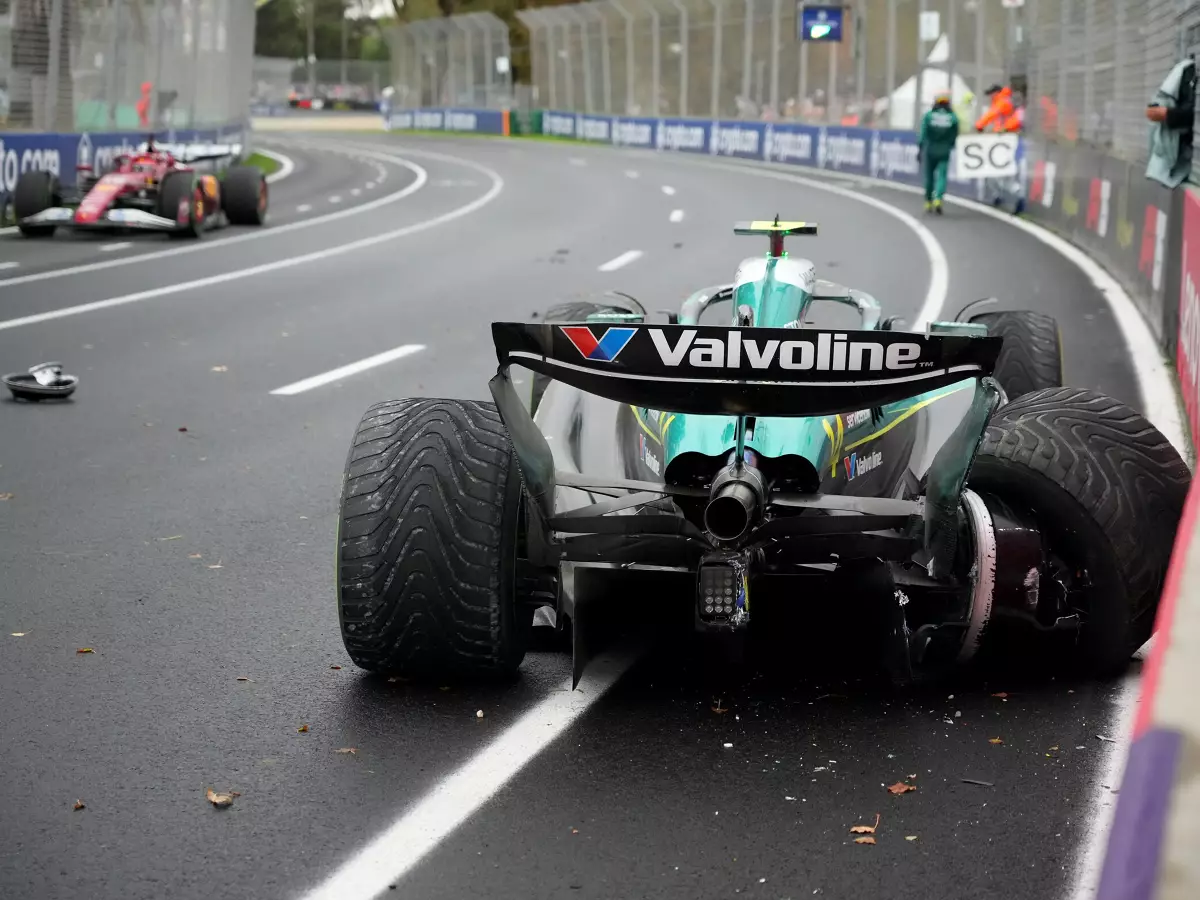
left=843, top=450, right=882, bottom=479
left=843, top=409, right=872, bottom=428
left=638, top=433, right=662, bottom=475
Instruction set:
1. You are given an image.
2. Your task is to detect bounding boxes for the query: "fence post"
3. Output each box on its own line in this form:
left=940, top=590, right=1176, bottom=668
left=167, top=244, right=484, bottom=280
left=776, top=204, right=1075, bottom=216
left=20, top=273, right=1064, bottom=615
left=672, top=0, right=689, bottom=117
left=710, top=0, right=724, bottom=118
left=741, top=0, right=754, bottom=108
left=596, top=5, right=614, bottom=114
left=769, top=0, right=781, bottom=115
left=45, top=0, right=64, bottom=130
left=886, top=0, right=896, bottom=120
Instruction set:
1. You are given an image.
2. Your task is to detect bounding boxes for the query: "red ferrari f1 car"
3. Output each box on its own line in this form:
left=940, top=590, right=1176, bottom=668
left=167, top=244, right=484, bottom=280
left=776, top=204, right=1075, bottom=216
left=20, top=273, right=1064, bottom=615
left=13, top=139, right=268, bottom=239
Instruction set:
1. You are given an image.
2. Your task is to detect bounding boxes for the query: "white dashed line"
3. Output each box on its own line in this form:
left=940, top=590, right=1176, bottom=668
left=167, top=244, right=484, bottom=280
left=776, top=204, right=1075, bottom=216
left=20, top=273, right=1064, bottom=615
left=624, top=170, right=640, bottom=179
left=662, top=185, right=676, bottom=195
left=100, top=242, right=132, bottom=252
left=298, top=641, right=643, bottom=900
left=598, top=249, right=643, bottom=272
left=297, top=204, right=312, bottom=213
left=329, top=195, right=342, bottom=204
left=0, top=261, right=19, bottom=270
left=568, top=158, right=587, bottom=167
left=351, top=188, right=362, bottom=196
left=270, top=344, right=426, bottom=396
left=365, top=182, right=376, bottom=190
left=669, top=209, right=685, bottom=223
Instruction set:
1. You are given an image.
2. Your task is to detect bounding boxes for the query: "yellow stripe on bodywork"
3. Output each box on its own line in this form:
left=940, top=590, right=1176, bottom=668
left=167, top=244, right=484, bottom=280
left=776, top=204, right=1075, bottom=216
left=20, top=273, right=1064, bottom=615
left=630, top=406, right=676, bottom=446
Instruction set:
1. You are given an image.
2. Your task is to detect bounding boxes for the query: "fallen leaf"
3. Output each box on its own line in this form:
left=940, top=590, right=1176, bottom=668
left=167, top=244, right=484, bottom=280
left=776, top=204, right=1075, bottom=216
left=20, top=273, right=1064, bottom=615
left=206, top=788, right=237, bottom=808
left=989, top=737, right=1004, bottom=744
left=188, top=553, right=203, bottom=559
left=854, top=836, right=876, bottom=845
left=236, top=676, right=251, bottom=682
left=330, top=665, right=342, bottom=670
left=905, top=835, right=918, bottom=842
left=297, top=724, right=309, bottom=733
left=334, top=748, right=357, bottom=755
left=76, top=647, right=95, bottom=654
left=849, top=813, right=881, bottom=835
left=211, top=365, right=228, bottom=372
left=73, top=800, right=85, bottom=811
left=991, top=692, right=1009, bottom=699
left=887, top=782, right=916, bottom=795
left=158, top=535, right=183, bottom=542
left=0, top=493, right=13, bottom=501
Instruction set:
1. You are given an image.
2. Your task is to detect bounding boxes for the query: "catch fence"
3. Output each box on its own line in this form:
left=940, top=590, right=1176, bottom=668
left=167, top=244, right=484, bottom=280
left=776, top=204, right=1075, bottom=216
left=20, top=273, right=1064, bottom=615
left=1, top=0, right=255, bottom=132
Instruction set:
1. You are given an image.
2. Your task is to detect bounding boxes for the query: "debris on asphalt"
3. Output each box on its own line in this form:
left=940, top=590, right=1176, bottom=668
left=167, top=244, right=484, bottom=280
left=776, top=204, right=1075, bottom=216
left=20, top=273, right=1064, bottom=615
left=853, top=836, right=876, bottom=845
left=211, top=366, right=229, bottom=373
left=205, top=788, right=240, bottom=808
left=723, top=742, right=733, bottom=749
left=76, top=648, right=95, bottom=654
left=297, top=724, right=309, bottom=733
left=905, top=835, right=918, bottom=841
left=188, top=554, right=202, bottom=559
left=236, top=677, right=251, bottom=682
left=0, top=493, right=13, bottom=501
left=73, top=800, right=85, bottom=811
left=177, top=427, right=188, bottom=433
left=712, top=699, right=729, bottom=713
left=989, top=737, right=1004, bottom=744
left=961, top=778, right=994, bottom=787
left=476, top=710, right=485, bottom=719
left=954, top=710, right=962, bottom=718
left=207, top=563, right=223, bottom=569
left=334, top=748, right=357, bottom=755
left=330, top=665, right=342, bottom=670
left=158, top=535, right=183, bottom=542
left=3, top=362, right=79, bottom=402
left=1096, top=735, right=1116, bottom=743
left=887, top=782, right=916, bottom=795
left=849, top=813, right=881, bottom=835
left=571, top=828, right=579, bottom=835
left=785, top=796, right=796, bottom=801
left=11, top=632, right=26, bottom=637
left=991, top=692, right=1009, bottom=699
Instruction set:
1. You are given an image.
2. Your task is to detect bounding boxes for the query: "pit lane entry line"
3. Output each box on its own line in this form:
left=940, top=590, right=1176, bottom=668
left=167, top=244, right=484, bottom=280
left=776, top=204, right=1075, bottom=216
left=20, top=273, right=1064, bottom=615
left=297, top=638, right=648, bottom=900
left=0, top=155, right=504, bottom=332
left=270, top=344, right=426, bottom=396
left=0, top=144, right=426, bottom=290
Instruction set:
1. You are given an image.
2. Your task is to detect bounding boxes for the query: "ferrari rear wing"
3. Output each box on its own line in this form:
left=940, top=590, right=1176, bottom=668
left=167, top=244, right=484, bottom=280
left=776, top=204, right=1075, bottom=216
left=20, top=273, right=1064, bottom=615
left=492, top=322, right=1001, bottom=417
left=137, top=141, right=245, bottom=163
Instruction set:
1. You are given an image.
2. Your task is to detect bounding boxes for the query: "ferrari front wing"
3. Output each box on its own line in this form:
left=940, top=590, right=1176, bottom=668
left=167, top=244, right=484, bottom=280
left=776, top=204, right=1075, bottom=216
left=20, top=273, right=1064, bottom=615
left=20, top=207, right=186, bottom=231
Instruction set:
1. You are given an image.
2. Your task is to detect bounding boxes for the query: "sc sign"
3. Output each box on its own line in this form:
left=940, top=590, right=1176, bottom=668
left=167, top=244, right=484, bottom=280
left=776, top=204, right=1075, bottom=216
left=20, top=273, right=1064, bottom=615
left=954, top=133, right=1019, bottom=179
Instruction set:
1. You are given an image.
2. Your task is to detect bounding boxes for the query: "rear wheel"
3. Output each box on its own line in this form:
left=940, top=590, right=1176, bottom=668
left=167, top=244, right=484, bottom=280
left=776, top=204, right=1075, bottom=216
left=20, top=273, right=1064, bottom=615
left=336, top=398, right=531, bottom=680
left=14, top=170, right=59, bottom=238
left=969, top=309, right=1063, bottom=399
left=157, top=171, right=203, bottom=239
left=968, top=387, right=1190, bottom=673
left=222, top=165, right=268, bottom=225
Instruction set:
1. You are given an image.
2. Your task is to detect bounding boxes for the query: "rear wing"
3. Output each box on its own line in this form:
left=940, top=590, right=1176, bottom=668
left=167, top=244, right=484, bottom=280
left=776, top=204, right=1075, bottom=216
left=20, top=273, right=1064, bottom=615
left=137, top=141, right=245, bottom=163
left=492, top=322, right=1001, bottom=417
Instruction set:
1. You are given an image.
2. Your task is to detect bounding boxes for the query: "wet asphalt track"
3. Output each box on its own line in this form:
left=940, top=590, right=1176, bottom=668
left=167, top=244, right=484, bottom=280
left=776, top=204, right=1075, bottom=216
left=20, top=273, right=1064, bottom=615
left=0, top=133, right=1145, bottom=900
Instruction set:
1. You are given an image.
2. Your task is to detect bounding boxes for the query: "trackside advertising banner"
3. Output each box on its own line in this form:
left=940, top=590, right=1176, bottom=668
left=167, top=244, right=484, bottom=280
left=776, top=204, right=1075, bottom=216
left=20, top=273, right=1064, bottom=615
left=385, top=108, right=509, bottom=136
left=0, top=123, right=248, bottom=209
left=1178, top=188, right=1200, bottom=448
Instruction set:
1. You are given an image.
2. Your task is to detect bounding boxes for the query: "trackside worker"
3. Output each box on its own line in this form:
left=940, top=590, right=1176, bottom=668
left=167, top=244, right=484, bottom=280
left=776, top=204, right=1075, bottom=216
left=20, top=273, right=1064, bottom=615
left=975, top=84, right=1013, bottom=132
left=918, top=91, right=959, bottom=214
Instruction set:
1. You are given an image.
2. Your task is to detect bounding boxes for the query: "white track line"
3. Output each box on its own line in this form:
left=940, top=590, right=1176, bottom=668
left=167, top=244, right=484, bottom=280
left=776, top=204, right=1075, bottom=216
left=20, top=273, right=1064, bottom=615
left=598, top=249, right=643, bottom=272
left=100, top=241, right=132, bottom=252
left=669, top=209, right=684, bottom=223
left=0, top=145, right=425, bottom=290
left=298, top=641, right=643, bottom=900
left=365, top=182, right=376, bottom=189
left=624, top=169, right=640, bottom=179
left=270, top=344, right=425, bottom=395
left=662, top=185, right=676, bottom=195
left=568, top=157, right=587, bottom=167
left=257, top=147, right=295, bottom=184
left=297, top=204, right=312, bottom=213
left=0, top=153, right=505, bottom=332
left=329, top=195, right=342, bottom=204
left=0, top=262, right=18, bottom=270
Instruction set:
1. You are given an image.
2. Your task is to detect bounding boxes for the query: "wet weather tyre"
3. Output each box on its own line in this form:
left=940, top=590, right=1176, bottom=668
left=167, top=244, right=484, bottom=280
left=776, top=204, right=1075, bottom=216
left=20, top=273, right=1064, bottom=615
left=968, top=388, right=1190, bottom=673
left=157, top=171, right=202, bottom=239
left=336, top=398, right=531, bottom=680
left=14, top=170, right=59, bottom=238
left=969, top=310, right=1063, bottom=400
left=222, top=165, right=268, bottom=225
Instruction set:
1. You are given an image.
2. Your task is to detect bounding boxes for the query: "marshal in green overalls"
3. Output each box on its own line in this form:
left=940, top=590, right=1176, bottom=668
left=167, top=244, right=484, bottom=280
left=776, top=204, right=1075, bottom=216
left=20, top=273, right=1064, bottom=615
left=918, top=93, right=960, bottom=214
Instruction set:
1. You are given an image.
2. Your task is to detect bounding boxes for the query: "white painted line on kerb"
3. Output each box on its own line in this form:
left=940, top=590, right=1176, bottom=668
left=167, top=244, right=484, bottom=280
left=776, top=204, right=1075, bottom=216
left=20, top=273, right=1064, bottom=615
left=662, top=185, right=676, bottom=195
left=598, top=249, right=643, bottom=272
left=0, top=144, right=425, bottom=290
left=257, top=148, right=295, bottom=184
left=270, top=344, right=425, bottom=396
left=669, top=209, right=685, bottom=223
left=298, top=641, right=644, bottom=900
left=0, top=152, right=505, bottom=332
left=100, top=241, right=132, bottom=252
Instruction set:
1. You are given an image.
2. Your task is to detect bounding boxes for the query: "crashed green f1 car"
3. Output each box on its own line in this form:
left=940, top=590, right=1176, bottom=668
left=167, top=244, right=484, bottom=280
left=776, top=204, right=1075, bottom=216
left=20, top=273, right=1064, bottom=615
left=335, top=220, right=1190, bottom=686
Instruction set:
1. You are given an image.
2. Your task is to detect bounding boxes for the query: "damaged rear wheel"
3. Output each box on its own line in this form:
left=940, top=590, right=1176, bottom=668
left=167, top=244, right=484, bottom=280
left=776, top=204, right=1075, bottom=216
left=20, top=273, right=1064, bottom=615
left=336, top=398, right=532, bottom=680
left=967, top=387, right=1190, bottom=674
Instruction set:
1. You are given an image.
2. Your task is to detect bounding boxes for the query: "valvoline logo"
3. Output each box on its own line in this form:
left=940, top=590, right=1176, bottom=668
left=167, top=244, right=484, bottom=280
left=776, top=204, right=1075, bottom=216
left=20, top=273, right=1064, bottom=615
left=560, top=325, right=637, bottom=362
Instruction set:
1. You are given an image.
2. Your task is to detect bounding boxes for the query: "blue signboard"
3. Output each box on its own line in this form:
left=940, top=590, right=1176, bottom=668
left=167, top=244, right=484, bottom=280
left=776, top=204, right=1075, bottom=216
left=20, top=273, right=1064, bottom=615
left=799, top=3, right=845, bottom=41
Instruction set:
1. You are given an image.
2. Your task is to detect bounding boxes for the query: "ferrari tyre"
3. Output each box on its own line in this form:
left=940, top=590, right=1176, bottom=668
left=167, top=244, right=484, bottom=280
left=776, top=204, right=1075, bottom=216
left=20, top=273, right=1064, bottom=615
left=157, top=171, right=203, bottom=239
left=14, top=170, right=58, bottom=238
left=222, top=165, right=268, bottom=226
left=336, top=398, right=531, bottom=680
left=969, top=310, right=1063, bottom=400
left=968, top=388, right=1190, bottom=673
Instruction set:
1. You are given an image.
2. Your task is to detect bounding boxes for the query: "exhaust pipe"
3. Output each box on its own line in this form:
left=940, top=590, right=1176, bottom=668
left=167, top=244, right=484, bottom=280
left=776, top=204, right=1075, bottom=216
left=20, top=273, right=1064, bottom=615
left=704, top=463, right=766, bottom=542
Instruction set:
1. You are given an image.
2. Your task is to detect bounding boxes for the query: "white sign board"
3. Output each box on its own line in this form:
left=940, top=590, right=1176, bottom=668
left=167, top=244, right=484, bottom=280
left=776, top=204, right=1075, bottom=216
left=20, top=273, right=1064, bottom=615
left=954, top=133, right=1020, bottom=179
left=919, top=11, right=940, bottom=42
